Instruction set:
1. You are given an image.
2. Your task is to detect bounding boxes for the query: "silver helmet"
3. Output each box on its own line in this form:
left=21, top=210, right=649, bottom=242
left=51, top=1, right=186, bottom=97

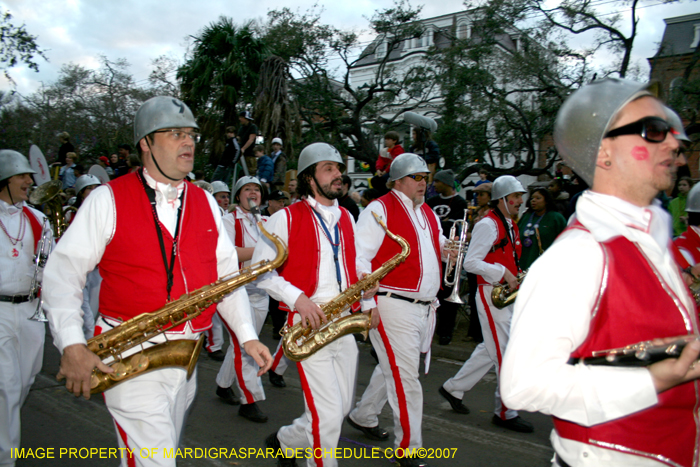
left=210, top=180, right=230, bottom=195
left=0, top=150, right=36, bottom=181
left=232, top=176, right=261, bottom=200
left=686, top=183, right=700, bottom=213
left=491, top=175, right=526, bottom=200
left=389, top=153, right=429, bottom=181
left=133, top=96, right=199, bottom=146
left=663, top=105, right=690, bottom=143
left=297, top=143, right=346, bottom=175
left=74, top=174, right=101, bottom=195
left=554, top=78, right=656, bottom=186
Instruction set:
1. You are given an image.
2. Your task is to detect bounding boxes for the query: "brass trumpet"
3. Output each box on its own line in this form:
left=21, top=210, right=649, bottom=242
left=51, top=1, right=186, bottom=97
left=444, top=210, right=469, bottom=304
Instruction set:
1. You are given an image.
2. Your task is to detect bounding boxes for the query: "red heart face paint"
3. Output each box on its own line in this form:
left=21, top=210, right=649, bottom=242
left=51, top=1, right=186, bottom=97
left=508, top=200, right=514, bottom=205
left=631, top=146, right=649, bottom=161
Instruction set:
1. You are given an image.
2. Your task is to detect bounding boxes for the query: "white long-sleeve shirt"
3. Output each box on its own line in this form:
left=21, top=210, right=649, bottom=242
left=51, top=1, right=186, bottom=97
left=463, top=212, right=514, bottom=284
left=501, top=190, right=695, bottom=466
left=252, top=196, right=372, bottom=311
left=222, top=206, right=268, bottom=296
left=43, top=169, right=257, bottom=353
left=355, top=189, right=446, bottom=302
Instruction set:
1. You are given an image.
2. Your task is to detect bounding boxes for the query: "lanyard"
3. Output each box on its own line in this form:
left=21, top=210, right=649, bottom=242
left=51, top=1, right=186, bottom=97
left=138, top=169, right=183, bottom=301
left=312, top=209, right=342, bottom=290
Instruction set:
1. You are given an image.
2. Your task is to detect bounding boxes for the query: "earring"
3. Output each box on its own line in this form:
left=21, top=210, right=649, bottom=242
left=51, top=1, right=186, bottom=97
left=604, top=161, right=611, bottom=167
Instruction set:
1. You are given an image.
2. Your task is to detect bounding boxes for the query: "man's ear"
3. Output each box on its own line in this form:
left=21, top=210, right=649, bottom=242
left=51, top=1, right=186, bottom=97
left=595, top=140, right=613, bottom=170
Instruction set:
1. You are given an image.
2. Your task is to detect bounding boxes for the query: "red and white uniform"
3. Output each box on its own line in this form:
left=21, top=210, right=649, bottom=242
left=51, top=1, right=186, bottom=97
left=442, top=209, right=522, bottom=421
left=350, top=189, right=445, bottom=452
left=253, top=197, right=368, bottom=467
left=0, top=201, right=48, bottom=467
left=43, top=169, right=255, bottom=467
left=675, top=225, right=700, bottom=266
left=215, top=206, right=270, bottom=404
left=502, top=191, right=699, bottom=466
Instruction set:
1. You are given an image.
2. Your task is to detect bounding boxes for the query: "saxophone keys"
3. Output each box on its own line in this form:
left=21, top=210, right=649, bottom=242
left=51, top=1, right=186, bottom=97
left=110, top=362, right=130, bottom=381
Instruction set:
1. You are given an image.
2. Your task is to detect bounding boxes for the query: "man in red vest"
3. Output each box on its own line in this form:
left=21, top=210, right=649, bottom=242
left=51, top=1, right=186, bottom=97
left=43, top=96, right=272, bottom=467
left=216, top=175, right=271, bottom=422
left=348, top=153, right=447, bottom=467
left=254, top=142, right=376, bottom=467
left=501, top=78, right=700, bottom=467
left=676, top=183, right=700, bottom=270
left=438, top=174, right=534, bottom=433
left=0, top=150, right=51, bottom=467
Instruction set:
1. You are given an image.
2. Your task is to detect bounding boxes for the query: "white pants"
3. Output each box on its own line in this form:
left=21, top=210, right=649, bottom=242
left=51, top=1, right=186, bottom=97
left=442, top=284, right=517, bottom=420
left=105, top=367, right=197, bottom=467
left=279, top=327, right=358, bottom=467
left=350, top=296, right=430, bottom=451
left=215, top=291, right=268, bottom=404
left=0, top=301, right=45, bottom=467
left=205, top=313, right=224, bottom=353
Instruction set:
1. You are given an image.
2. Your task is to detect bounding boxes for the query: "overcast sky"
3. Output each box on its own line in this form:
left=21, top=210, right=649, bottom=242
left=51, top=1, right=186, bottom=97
left=1, top=0, right=699, bottom=96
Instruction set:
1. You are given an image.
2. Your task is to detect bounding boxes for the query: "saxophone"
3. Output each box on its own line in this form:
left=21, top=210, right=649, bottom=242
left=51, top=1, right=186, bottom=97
left=282, top=212, right=410, bottom=362
left=490, top=270, right=527, bottom=309
left=87, top=223, right=287, bottom=394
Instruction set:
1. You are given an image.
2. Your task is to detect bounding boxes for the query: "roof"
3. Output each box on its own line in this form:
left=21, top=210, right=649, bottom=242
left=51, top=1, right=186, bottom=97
left=653, top=13, right=700, bottom=58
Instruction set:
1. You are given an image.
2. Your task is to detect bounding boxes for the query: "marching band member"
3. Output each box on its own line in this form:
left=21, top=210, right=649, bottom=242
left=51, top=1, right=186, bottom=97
left=0, top=150, right=51, bottom=467
left=42, top=96, right=271, bottom=467
left=254, top=142, right=376, bottom=467
left=501, top=79, right=700, bottom=467
left=211, top=180, right=231, bottom=215
left=675, top=183, right=700, bottom=270
left=348, top=153, right=447, bottom=467
left=439, top=175, right=534, bottom=433
left=215, top=176, right=270, bottom=423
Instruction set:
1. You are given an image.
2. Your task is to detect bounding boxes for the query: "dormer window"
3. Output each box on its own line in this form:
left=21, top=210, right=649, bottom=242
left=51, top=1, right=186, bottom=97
left=457, top=22, right=470, bottom=39
left=690, top=24, right=700, bottom=49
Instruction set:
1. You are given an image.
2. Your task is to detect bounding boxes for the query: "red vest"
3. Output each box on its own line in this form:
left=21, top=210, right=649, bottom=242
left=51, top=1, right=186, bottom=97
left=98, top=173, right=218, bottom=332
left=554, top=223, right=700, bottom=467
left=675, top=227, right=700, bottom=265
left=476, top=210, right=522, bottom=286
left=276, top=200, right=359, bottom=311
left=22, top=206, right=43, bottom=252
left=371, top=191, right=441, bottom=292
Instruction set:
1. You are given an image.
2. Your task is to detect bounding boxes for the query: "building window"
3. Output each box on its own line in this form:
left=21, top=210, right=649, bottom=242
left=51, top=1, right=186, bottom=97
left=691, top=24, right=700, bottom=49
left=457, top=22, right=469, bottom=39
left=376, top=40, right=387, bottom=58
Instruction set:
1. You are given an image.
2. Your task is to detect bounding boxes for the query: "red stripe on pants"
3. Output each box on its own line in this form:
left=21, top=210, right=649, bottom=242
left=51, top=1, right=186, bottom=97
left=296, top=361, right=323, bottom=467
left=377, top=321, right=411, bottom=450
left=478, top=286, right=509, bottom=420
left=115, top=421, right=136, bottom=467
left=221, top=319, right=255, bottom=404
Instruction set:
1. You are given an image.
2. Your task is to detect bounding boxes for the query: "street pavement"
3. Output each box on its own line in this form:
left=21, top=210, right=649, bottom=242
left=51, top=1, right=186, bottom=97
left=18, top=319, right=554, bottom=467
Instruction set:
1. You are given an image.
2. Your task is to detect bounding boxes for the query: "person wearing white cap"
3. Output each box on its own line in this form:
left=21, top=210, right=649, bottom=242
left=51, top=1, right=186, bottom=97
left=0, top=150, right=52, bottom=467
left=254, top=142, right=376, bottom=467
left=215, top=176, right=271, bottom=423
left=269, top=137, right=287, bottom=189
left=348, top=153, right=449, bottom=467
left=439, top=174, right=534, bottom=434
left=501, top=79, right=699, bottom=467
left=42, top=96, right=272, bottom=467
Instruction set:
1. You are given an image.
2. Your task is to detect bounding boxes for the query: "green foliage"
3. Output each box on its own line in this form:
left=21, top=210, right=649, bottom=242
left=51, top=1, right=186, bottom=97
left=0, top=11, right=47, bottom=83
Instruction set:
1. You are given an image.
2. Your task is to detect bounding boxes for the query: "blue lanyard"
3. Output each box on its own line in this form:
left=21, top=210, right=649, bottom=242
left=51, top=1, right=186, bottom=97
left=312, top=209, right=342, bottom=290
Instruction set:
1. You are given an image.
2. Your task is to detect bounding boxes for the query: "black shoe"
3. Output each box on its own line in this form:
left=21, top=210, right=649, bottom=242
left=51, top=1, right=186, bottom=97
left=438, top=335, right=452, bottom=346
left=395, top=454, right=431, bottom=467
left=268, top=370, right=286, bottom=388
left=491, top=415, right=534, bottom=433
left=239, top=402, right=268, bottom=423
left=216, top=386, right=240, bottom=405
left=346, top=416, right=389, bottom=441
left=438, top=386, right=469, bottom=414
left=264, top=432, right=297, bottom=467
left=208, top=350, right=225, bottom=361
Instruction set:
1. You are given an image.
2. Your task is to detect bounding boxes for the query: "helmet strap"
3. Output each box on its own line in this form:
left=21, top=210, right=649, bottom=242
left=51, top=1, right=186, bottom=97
left=145, top=138, right=180, bottom=182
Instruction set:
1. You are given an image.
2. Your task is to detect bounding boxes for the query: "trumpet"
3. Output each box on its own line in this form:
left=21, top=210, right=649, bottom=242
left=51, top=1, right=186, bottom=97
left=28, top=218, right=53, bottom=322
left=444, top=210, right=469, bottom=304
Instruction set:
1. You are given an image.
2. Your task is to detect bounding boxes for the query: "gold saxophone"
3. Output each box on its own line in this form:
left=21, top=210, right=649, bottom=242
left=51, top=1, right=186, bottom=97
left=282, top=212, right=410, bottom=362
left=491, top=270, right=527, bottom=309
left=87, top=223, right=288, bottom=394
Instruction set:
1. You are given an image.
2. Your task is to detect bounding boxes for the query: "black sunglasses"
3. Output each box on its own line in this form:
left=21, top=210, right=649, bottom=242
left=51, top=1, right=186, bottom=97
left=604, top=116, right=672, bottom=143
left=406, top=174, right=428, bottom=182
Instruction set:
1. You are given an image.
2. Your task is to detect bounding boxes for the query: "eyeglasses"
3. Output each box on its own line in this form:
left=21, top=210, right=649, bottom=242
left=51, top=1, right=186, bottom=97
left=154, top=129, right=201, bottom=143
left=406, top=174, right=428, bottom=182
left=604, top=116, right=671, bottom=143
